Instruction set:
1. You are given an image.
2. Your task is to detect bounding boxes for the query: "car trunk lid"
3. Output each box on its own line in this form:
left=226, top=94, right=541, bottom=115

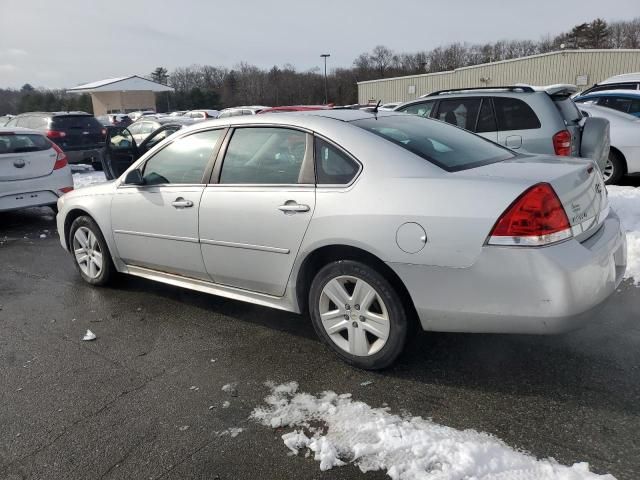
left=457, top=155, right=608, bottom=241
left=50, top=115, right=105, bottom=151
left=0, top=133, right=57, bottom=181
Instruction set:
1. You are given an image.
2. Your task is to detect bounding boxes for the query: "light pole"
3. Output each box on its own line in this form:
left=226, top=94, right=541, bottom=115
left=321, top=54, right=330, bottom=104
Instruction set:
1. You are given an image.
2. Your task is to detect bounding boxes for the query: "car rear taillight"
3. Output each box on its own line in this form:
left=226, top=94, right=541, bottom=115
left=59, top=186, right=74, bottom=194
left=46, top=130, right=67, bottom=139
left=49, top=141, right=68, bottom=170
left=487, top=183, right=572, bottom=246
left=553, top=130, right=571, bottom=156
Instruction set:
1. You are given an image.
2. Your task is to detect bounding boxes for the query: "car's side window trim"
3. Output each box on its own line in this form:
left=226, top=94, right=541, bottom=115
left=313, top=133, right=363, bottom=188
left=119, top=127, right=227, bottom=188
left=208, top=125, right=315, bottom=187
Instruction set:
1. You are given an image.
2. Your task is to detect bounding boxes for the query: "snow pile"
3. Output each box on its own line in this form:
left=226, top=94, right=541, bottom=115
left=252, top=382, right=616, bottom=480
left=608, top=186, right=640, bottom=285
left=72, top=171, right=106, bottom=188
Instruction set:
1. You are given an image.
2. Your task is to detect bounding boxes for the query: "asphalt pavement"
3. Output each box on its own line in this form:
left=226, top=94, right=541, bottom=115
left=0, top=203, right=639, bottom=480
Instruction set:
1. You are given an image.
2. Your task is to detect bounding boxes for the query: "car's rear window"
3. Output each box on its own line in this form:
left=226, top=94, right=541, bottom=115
left=553, top=98, right=582, bottom=123
left=0, top=133, right=51, bottom=154
left=351, top=115, right=514, bottom=172
left=51, top=115, right=103, bottom=130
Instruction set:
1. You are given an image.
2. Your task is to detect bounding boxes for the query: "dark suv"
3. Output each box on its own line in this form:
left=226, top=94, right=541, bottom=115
left=6, top=112, right=106, bottom=168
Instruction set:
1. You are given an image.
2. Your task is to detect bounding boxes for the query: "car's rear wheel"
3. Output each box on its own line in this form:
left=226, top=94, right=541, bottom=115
left=603, top=151, right=624, bottom=185
left=309, top=260, right=408, bottom=369
left=69, top=216, right=114, bottom=286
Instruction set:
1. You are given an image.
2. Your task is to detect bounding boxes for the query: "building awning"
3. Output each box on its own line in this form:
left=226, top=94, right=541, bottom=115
left=67, top=75, right=174, bottom=93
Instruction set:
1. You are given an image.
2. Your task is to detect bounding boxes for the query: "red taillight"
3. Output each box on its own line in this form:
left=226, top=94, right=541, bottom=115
left=59, top=186, right=74, bottom=194
left=49, top=141, right=68, bottom=170
left=553, top=130, right=571, bottom=156
left=488, top=183, right=572, bottom=246
left=46, top=130, right=66, bottom=139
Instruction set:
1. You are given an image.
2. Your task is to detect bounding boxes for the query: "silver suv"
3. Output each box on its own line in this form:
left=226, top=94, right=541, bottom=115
left=395, top=85, right=609, bottom=171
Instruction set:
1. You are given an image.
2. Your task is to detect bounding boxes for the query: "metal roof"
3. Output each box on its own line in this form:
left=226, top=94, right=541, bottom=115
left=67, top=75, right=174, bottom=93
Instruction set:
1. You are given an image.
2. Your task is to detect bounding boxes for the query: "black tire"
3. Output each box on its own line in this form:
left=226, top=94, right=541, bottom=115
left=69, top=215, right=115, bottom=286
left=50, top=204, right=58, bottom=214
left=309, top=260, right=408, bottom=370
left=92, top=161, right=103, bottom=171
left=604, top=150, right=625, bottom=185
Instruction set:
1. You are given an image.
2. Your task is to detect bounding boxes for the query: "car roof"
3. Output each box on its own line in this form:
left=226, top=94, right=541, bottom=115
left=600, top=73, right=640, bottom=84
left=579, top=89, right=640, bottom=98
left=0, top=126, right=43, bottom=134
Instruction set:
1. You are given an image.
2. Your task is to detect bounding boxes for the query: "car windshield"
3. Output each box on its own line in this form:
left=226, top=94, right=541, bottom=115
left=351, top=115, right=514, bottom=172
left=0, top=133, right=51, bottom=154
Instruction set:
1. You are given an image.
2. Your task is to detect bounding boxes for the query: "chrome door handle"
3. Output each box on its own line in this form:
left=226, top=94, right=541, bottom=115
left=172, top=197, right=194, bottom=208
left=278, top=202, right=310, bottom=213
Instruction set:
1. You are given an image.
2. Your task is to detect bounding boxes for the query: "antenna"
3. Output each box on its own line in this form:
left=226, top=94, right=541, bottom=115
left=372, top=100, right=382, bottom=114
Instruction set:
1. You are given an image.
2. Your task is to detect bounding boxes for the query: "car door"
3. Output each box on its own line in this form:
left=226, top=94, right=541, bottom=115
left=199, top=126, right=315, bottom=296
left=111, top=129, right=224, bottom=279
left=493, top=97, right=542, bottom=152
left=102, top=127, right=139, bottom=180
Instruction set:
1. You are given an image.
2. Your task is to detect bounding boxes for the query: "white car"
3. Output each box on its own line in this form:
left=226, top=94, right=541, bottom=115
left=578, top=103, right=640, bottom=184
left=0, top=127, right=73, bottom=212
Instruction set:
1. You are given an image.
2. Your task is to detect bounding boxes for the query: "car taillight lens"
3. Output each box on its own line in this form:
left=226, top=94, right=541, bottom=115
left=59, top=186, right=74, bottom=194
left=49, top=141, right=68, bottom=170
left=553, top=130, right=571, bottom=156
left=46, top=130, right=66, bottom=139
left=487, top=183, right=572, bottom=246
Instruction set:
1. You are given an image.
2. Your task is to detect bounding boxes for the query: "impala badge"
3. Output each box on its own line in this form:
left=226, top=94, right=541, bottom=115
left=13, top=159, right=26, bottom=168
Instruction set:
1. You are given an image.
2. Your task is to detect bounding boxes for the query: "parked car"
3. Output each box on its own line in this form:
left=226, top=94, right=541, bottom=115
left=127, top=116, right=195, bottom=145
left=581, top=72, right=640, bottom=96
left=257, top=105, right=333, bottom=114
left=169, top=111, right=187, bottom=117
left=395, top=85, right=610, bottom=170
left=5, top=112, right=106, bottom=169
left=182, top=110, right=220, bottom=119
left=0, top=115, right=15, bottom=127
left=128, top=111, right=156, bottom=121
left=378, top=102, right=402, bottom=111
left=0, top=127, right=73, bottom=212
left=574, top=90, right=640, bottom=118
left=101, top=123, right=186, bottom=180
left=578, top=103, right=640, bottom=184
left=56, top=110, right=625, bottom=369
left=218, top=106, right=268, bottom=118
left=96, top=114, right=132, bottom=127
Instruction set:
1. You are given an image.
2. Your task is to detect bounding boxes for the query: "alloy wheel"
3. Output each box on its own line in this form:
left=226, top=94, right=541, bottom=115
left=72, top=226, right=103, bottom=279
left=318, top=275, right=390, bottom=356
left=602, top=158, right=614, bottom=183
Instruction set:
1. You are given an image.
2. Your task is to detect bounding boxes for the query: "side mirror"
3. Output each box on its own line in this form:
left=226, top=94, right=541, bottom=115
left=123, top=168, right=144, bottom=185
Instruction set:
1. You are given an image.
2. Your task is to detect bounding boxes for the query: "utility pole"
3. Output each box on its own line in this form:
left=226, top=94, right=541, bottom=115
left=321, top=54, right=330, bottom=104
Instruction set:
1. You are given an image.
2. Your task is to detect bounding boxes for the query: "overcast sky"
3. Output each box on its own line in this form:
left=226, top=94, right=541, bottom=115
left=0, top=0, right=637, bottom=89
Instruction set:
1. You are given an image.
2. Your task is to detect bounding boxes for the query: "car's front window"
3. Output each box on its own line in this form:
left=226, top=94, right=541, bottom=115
left=351, top=115, right=514, bottom=172
left=142, top=129, right=222, bottom=185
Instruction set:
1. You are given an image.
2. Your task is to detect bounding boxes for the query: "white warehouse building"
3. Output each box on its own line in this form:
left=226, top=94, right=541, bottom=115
left=357, top=49, right=640, bottom=104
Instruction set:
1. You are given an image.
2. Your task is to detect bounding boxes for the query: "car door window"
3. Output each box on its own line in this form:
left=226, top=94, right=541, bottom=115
left=398, top=101, right=435, bottom=118
left=493, top=97, right=541, bottom=130
left=599, top=96, right=633, bottom=114
left=436, top=98, right=481, bottom=131
left=315, top=138, right=360, bottom=185
left=142, top=130, right=222, bottom=185
left=129, top=123, right=142, bottom=134
left=141, top=122, right=155, bottom=134
left=475, top=98, right=497, bottom=133
left=220, top=128, right=307, bottom=184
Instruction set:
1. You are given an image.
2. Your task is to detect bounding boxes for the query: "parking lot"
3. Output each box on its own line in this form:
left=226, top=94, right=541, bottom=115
left=0, top=172, right=639, bottom=479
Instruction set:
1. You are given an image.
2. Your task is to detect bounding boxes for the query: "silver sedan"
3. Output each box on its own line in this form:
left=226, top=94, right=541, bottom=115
left=56, top=110, right=627, bottom=369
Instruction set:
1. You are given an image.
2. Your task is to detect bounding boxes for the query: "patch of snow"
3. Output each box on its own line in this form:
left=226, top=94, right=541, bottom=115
left=72, top=171, right=107, bottom=188
left=218, top=427, right=244, bottom=438
left=39, top=234, right=46, bottom=239
left=252, top=382, right=615, bottom=480
left=222, top=401, right=231, bottom=409
left=608, top=186, right=640, bottom=285
left=360, top=380, right=373, bottom=386
left=82, top=330, right=96, bottom=341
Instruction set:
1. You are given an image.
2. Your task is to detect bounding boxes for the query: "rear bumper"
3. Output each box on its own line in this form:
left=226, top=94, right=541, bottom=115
left=0, top=168, right=73, bottom=212
left=65, top=148, right=103, bottom=164
left=389, top=210, right=627, bottom=334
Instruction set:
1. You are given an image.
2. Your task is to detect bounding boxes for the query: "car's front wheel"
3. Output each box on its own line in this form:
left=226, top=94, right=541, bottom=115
left=309, top=260, right=408, bottom=369
left=69, top=216, right=115, bottom=286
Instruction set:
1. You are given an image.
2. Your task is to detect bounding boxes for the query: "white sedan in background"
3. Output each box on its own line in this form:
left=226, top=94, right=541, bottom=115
left=0, top=127, right=73, bottom=212
left=578, top=104, right=640, bottom=184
